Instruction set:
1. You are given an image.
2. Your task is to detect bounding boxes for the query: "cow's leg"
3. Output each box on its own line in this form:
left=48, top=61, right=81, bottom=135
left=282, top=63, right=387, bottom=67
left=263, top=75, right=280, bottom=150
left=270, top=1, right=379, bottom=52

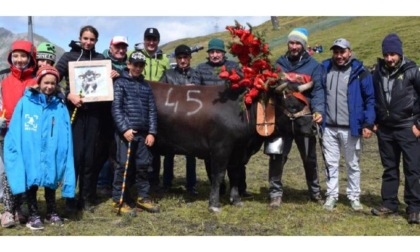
left=208, top=156, right=228, bottom=213
left=227, top=165, right=242, bottom=207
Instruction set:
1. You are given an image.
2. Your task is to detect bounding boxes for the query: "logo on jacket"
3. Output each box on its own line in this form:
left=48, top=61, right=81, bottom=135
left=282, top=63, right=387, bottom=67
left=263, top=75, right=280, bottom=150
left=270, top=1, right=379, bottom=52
left=24, top=114, right=38, bottom=132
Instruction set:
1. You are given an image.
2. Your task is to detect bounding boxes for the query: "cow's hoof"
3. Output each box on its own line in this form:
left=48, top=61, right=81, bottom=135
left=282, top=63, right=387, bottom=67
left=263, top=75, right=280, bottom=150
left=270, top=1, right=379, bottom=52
left=231, top=201, right=243, bottom=207
left=208, top=206, right=222, bottom=213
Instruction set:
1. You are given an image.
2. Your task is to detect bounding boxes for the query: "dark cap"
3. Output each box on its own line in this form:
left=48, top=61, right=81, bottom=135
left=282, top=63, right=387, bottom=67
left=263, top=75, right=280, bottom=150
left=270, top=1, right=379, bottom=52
left=144, top=27, right=160, bottom=40
left=175, top=44, right=192, bottom=56
left=129, top=51, right=146, bottom=64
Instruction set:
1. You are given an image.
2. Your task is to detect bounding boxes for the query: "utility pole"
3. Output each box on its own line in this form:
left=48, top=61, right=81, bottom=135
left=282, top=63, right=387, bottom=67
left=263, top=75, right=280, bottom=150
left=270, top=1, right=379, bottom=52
left=271, top=16, right=280, bottom=30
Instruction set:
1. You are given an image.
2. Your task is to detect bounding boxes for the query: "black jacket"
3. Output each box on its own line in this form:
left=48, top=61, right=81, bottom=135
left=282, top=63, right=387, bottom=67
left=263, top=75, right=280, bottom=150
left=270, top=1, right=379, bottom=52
left=159, top=66, right=195, bottom=85
left=373, top=57, right=420, bottom=129
left=112, top=71, right=157, bottom=136
left=191, top=59, right=241, bottom=85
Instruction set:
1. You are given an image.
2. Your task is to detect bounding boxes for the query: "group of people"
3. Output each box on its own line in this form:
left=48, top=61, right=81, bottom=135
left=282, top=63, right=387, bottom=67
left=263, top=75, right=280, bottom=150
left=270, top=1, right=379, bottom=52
left=265, top=27, right=420, bottom=225
left=0, top=23, right=419, bottom=232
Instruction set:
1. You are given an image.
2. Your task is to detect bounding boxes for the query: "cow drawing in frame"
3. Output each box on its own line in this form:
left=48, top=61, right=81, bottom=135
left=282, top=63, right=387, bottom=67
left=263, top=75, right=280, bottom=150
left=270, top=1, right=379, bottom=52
left=69, top=60, right=113, bottom=102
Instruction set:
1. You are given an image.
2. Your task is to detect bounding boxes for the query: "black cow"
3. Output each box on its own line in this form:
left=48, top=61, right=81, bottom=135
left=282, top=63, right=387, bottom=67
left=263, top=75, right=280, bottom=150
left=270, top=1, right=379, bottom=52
left=149, top=81, right=265, bottom=212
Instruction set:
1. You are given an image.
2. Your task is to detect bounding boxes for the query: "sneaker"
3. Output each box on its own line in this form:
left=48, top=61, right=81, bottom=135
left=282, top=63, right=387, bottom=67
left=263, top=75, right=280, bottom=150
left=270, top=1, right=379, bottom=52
left=136, top=197, right=160, bottom=213
left=26, top=216, right=44, bottom=230
left=350, top=199, right=363, bottom=211
left=45, top=213, right=64, bottom=226
left=112, top=201, right=137, bottom=215
left=371, top=206, right=398, bottom=216
left=1, top=211, right=16, bottom=228
left=323, top=196, right=337, bottom=211
left=239, top=191, right=253, bottom=198
left=311, top=193, right=324, bottom=204
left=269, top=196, right=282, bottom=208
left=187, top=187, right=198, bottom=196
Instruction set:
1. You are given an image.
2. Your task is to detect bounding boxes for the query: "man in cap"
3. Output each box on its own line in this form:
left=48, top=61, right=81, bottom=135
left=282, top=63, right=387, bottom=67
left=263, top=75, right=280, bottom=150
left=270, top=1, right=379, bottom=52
left=135, top=28, right=170, bottom=190
left=320, top=38, right=375, bottom=211
left=191, top=38, right=251, bottom=197
left=371, top=33, right=420, bottom=224
left=266, top=27, right=325, bottom=208
left=159, top=44, right=198, bottom=195
left=111, top=50, right=160, bottom=213
left=135, top=28, right=170, bottom=82
left=95, top=36, right=130, bottom=198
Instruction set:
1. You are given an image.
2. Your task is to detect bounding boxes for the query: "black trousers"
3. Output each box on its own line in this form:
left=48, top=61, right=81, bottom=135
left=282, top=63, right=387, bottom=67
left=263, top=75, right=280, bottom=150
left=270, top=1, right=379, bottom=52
left=377, top=126, right=420, bottom=214
left=27, top=185, right=56, bottom=217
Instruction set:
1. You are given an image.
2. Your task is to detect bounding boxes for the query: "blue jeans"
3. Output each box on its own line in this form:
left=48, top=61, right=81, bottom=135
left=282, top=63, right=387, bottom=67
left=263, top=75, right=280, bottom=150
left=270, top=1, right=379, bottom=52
left=163, top=154, right=196, bottom=190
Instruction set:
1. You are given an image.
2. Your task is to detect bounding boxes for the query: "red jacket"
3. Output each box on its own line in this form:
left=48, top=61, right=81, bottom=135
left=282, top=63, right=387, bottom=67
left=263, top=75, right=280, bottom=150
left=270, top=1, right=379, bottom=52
left=0, top=40, right=37, bottom=128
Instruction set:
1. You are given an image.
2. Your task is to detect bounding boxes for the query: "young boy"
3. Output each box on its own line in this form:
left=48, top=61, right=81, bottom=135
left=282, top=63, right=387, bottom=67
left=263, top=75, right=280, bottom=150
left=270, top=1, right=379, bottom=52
left=36, top=42, right=56, bottom=68
left=4, top=65, right=75, bottom=230
left=111, top=51, right=159, bottom=214
left=0, top=40, right=37, bottom=228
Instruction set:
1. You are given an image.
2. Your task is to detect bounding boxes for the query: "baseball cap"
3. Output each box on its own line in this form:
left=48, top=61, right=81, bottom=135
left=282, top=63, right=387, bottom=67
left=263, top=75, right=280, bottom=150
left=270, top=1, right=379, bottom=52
left=110, top=36, right=128, bottom=46
left=144, top=28, right=160, bottom=40
left=330, top=38, right=351, bottom=50
left=175, top=45, right=192, bottom=56
left=129, top=51, right=146, bottom=64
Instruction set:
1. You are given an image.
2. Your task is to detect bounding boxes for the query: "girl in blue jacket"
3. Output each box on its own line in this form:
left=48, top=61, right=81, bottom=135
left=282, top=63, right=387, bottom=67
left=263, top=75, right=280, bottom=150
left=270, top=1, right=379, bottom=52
left=4, top=65, right=75, bottom=230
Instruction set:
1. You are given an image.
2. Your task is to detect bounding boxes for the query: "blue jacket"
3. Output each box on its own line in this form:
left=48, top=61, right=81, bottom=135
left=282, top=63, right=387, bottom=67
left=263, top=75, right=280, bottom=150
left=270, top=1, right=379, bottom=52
left=112, top=71, right=157, bottom=136
left=4, top=88, right=75, bottom=197
left=276, top=51, right=325, bottom=115
left=322, top=58, right=375, bottom=136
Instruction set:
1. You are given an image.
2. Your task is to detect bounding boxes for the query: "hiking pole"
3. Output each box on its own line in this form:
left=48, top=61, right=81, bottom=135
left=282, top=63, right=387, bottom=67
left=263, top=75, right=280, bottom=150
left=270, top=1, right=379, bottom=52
left=316, top=123, right=330, bottom=180
left=117, top=141, right=131, bottom=216
left=70, top=90, right=83, bottom=125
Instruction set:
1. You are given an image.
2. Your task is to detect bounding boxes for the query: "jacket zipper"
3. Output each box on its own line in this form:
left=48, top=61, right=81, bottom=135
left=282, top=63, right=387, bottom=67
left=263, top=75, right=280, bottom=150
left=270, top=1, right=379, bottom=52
left=51, top=116, right=55, bottom=137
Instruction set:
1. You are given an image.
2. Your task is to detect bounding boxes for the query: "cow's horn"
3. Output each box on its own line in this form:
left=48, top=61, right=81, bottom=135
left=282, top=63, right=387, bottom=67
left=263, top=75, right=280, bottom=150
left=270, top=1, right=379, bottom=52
left=297, top=81, right=314, bottom=92
left=275, top=82, right=288, bottom=94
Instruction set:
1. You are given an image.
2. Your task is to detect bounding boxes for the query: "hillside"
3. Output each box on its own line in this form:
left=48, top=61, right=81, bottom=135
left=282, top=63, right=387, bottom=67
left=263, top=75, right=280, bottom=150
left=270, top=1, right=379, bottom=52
left=2, top=16, right=420, bottom=71
left=160, top=16, right=420, bottom=68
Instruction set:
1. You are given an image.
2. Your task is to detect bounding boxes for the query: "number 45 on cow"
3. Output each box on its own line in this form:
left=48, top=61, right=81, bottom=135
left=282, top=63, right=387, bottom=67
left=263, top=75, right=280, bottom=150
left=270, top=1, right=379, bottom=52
left=69, top=60, right=114, bottom=102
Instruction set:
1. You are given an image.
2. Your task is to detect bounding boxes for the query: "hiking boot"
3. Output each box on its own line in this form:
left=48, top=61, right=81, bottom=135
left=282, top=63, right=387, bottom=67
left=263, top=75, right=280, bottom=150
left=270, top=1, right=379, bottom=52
left=26, top=215, right=44, bottom=230
left=408, top=212, right=420, bottom=224
left=187, top=187, right=198, bottom=196
left=1, top=211, right=16, bottom=228
left=310, top=193, right=324, bottom=204
left=239, top=191, right=253, bottom=198
left=371, top=206, right=398, bottom=216
left=350, top=199, right=363, bottom=211
left=112, top=201, right=138, bottom=215
left=269, top=196, right=282, bottom=208
left=136, top=197, right=160, bottom=213
left=323, top=196, right=337, bottom=211
left=45, top=213, right=64, bottom=226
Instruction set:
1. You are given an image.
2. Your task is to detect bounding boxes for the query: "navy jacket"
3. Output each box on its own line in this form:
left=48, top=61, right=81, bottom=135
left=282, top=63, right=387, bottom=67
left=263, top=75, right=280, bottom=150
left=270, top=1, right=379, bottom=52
left=112, top=71, right=157, bottom=136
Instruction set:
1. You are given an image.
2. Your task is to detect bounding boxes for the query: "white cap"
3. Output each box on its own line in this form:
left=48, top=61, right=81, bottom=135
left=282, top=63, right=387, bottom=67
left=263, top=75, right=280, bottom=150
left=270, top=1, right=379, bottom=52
left=110, top=36, right=128, bottom=46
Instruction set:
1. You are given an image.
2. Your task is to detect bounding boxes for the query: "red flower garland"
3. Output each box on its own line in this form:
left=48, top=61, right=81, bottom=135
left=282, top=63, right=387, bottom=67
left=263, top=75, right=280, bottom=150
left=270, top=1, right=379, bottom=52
left=219, top=21, right=281, bottom=106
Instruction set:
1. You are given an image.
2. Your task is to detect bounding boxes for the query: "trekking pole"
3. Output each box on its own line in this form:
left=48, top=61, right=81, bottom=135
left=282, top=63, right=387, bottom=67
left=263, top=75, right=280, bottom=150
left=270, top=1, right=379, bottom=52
left=70, top=90, right=83, bottom=125
left=117, top=141, right=131, bottom=216
left=316, top=123, right=330, bottom=180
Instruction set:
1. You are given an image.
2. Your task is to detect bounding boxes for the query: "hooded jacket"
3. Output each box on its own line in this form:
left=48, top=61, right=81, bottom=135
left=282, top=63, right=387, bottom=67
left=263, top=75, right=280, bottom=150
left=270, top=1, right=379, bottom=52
left=0, top=40, right=37, bottom=128
left=276, top=51, right=325, bottom=115
left=137, top=48, right=170, bottom=81
left=103, top=49, right=127, bottom=75
left=373, top=56, right=420, bottom=129
left=322, top=58, right=375, bottom=136
left=4, top=88, right=75, bottom=197
left=55, top=40, right=106, bottom=98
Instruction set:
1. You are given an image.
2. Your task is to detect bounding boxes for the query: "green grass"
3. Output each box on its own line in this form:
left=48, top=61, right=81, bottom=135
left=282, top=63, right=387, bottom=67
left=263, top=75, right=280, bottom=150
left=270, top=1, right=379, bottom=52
left=2, top=16, right=420, bottom=239
left=1, top=137, right=419, bottom=236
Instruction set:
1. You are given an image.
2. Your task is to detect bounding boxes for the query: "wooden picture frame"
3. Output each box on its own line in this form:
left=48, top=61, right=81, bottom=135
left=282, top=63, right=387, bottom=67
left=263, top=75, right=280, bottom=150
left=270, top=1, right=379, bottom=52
left=69, top=60, right=113, bottom=102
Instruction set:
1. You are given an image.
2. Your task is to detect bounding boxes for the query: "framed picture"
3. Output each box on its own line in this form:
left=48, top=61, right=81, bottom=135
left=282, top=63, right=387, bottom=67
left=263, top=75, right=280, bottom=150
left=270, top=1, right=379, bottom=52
left=69, top=60, right=113, bottom=102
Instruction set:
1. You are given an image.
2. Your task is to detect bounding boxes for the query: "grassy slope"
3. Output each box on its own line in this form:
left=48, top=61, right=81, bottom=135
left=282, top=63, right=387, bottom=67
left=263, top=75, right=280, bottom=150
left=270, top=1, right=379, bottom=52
left=2, top=16, right=420, bottom=237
